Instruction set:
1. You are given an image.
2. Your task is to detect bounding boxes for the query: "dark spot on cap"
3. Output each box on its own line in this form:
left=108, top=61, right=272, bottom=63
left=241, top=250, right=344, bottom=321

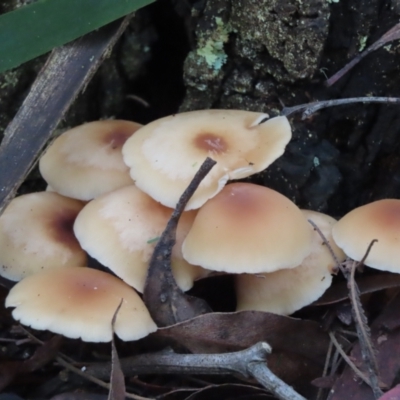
left=50, top=209, right=81, bottom=250
left=371, top=200, right=400, bottom=229
left=194, top=133, right=228, bottom=154
left=104, top=130, right=132, bottom=150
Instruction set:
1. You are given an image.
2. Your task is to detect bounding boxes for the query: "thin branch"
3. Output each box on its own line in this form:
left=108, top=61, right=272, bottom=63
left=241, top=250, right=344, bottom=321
left=307, top=219, right=344, bottom=275
left=308, top=221, right=383, bottom=397
left=143, top=157, right=216, bottom=326
left=326, top=22, right=400, bottom=86
left=346, top=260, right=383, bottom=398
left=84, top=342, right=306, bottom=400
left=328, top=332, right=370, bottom=386
left=56, top=357, right=151, bottom=400
left=281, top=97, right=400, bottom=119
left=19, top=326, right=151, bottom=400
left=316, top=338, right=333, bottom=400
left=341, top=240, right=383, bottom=399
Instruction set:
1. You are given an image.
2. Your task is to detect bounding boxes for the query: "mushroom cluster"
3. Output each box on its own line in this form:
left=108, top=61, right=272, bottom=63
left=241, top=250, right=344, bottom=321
left=2, top=109, right=353, bottom=342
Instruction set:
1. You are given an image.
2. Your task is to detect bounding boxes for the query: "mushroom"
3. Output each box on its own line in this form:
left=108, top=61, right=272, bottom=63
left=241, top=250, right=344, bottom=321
left=39, top=120, right=142, bottom=201
left=332, top=199, right=400, bottom=273
left=235, top=210, right=345, bottom=315
left=73, top=185, right=208, bottom=293
left=5, top=266, right=157, bottom=342
left=122, top=110, right=292, bottom=209
left=0, top=192, right=86, bottom=281
left=182, top=183, right=313, bottom=274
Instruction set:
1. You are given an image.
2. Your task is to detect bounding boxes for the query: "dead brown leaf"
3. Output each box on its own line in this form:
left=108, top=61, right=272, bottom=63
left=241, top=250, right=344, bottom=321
left=108, top=301, right=125, bottom=400
left=143, top=159, right=215, bottom=327
left=0, top=334, right=62, bottom=390
left=154, top=311, right=331, bottom=364
left=314, top=273, right=400, bottom=306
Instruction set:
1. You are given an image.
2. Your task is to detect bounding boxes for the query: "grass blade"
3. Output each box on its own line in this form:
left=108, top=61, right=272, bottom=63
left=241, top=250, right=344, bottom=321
left=0, top=0, right=155, bottom=73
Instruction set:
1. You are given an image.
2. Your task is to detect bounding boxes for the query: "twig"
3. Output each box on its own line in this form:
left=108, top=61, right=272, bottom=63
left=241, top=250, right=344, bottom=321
left=328, top=331, right=370, bottom=386
left=307, top=220, right=382, bottom=397
left=330, top=346, right=341, bottom=376
left=307, top=219, right=344, bottom=275
left=18, top=325, right=76, bottom=364
left=0, top=16, right=132, bottom=216
left=316, top=338, right=333, bottom=400
left=336, top=329, right=358, bottom=338
left=143, top=157, right=215, bottom=327
left=19, top=326, right=151, bottom=400
left=84, top=342, right=306, bottom=400
left=345, top=256, right=383, bottom=399
left=247, top=359, right=306, bottom=400
left=281, top=97, right=400, bottom=120
left=108, top=299, right=125, bottom=400
left=56, top=357, right=151, bottom=400
left=326, top=22, right=400, bottom=86
left=340, top=240, right=383, bottom=399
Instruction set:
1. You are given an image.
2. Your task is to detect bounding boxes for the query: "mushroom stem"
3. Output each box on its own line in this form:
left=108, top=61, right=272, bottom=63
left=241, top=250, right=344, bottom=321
left=84, top=342, right=306, bottom=400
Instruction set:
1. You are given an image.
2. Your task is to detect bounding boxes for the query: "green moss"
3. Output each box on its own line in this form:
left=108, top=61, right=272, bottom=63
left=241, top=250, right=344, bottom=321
left=196, top=17, right=231, bottom=71
left=0, top=70, right=19, bottom=89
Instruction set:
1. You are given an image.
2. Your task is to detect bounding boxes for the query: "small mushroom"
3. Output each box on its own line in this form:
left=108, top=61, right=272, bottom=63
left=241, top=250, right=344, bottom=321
left=332, top=199, right=400, bottom=273
left=5, top=266, right=157, bottom=342
left=235, top=210, right=345, bottom=315
left=122, top=110, right=291, bottom=209
left=73, top=185, right=208, bottom=293
left=182, top=183, right=313, bottom=274
left=39, top=120, right=142, bottom=201
left=0, top=192, right=86, bottom=281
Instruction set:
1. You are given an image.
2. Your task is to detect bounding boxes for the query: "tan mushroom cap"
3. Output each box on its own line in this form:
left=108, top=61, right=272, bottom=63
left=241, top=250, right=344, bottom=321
left=122, top=110, right=291, bottom=209
left=73, top=185, right=208, bottom=293
left=5, top=266, right=157, bottom=342
left=182, top=183, right=313, bottom=274
left=332, top=199, right=400, bottom=273
left=39, top=120, right=142, bottom=201
left=0, top=192, right=86, bottom=281
left=236, top=210, right=345, bottom=315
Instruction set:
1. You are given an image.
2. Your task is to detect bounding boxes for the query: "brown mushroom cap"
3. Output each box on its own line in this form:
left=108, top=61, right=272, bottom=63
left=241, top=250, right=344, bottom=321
left=0, top=192, right=86, bottom=281
left=5, top=266, right=157, bottom=342
left=73, top=185, right=207, bottom=293
left=122, top=110, right=291, bottom=209
left=39, top=120, right=142, bottom=201
left=182, top=183, right=313, bottom=274
left=235, top=210, right=345, bottom=315
left=332, top=199, right=400, bottom=273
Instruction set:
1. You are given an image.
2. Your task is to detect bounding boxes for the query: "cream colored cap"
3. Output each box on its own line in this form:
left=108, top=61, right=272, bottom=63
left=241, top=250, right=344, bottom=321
left=39, top=120, right=142, bottom=201
left=0, top=192, right=86, bottom=281
left=235, top=210, right=345, bottom=315
left=73, top=185, right=207, bottom=293
left=182, top=183, right=313, bottom=274
left=122, top=110, right=291, bottom=209
left=332, top=199, right=400, bottom=272
left=6, top=266, right=157, bottom=342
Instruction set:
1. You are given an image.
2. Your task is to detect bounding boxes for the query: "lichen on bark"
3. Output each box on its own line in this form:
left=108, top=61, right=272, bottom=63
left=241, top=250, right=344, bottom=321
left=181, top=0, right=330, bottom=111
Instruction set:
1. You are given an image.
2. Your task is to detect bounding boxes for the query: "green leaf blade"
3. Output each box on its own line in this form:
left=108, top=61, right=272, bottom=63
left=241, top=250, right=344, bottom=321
left=0, top=0, right=155, bottom=73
